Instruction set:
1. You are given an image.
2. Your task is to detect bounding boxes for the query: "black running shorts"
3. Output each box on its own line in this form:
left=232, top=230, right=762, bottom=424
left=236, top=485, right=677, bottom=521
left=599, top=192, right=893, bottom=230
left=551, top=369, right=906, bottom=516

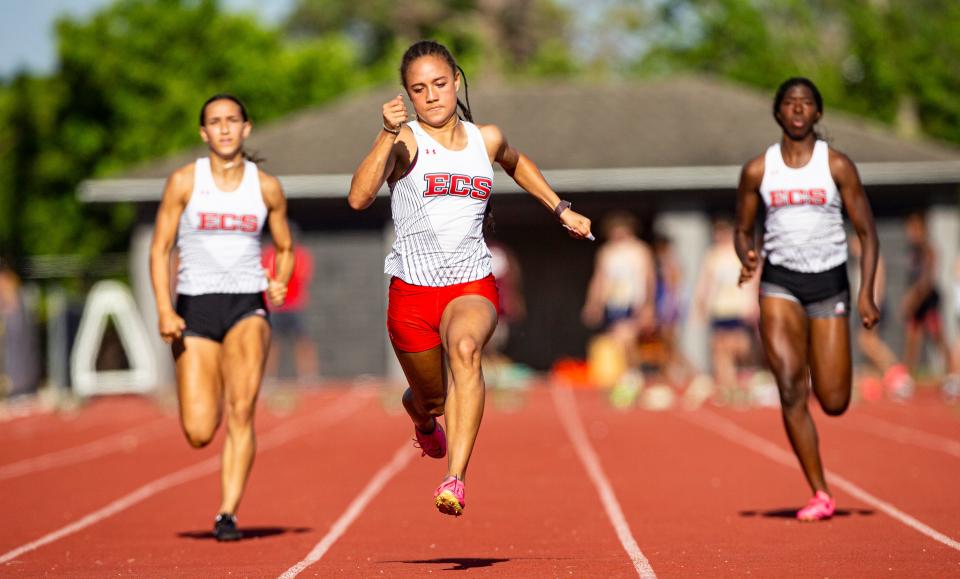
left=175, top=293, right=270, bottom=343
left=759, top=261, right=850, bottom=318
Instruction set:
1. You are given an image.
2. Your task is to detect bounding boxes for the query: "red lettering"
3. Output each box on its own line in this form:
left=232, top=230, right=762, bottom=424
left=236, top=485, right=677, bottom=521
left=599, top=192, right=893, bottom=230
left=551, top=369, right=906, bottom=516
left=809, top=188, right=826, bottom=205
left=450, top=174, right=472, bottom=197
left=770, top=188, right=828, bottom=207
left=471, top=177, right=492, bottom=200
left=771, top=191, right=786, bottom=207
left=424, top=173, right=450, bottom=196
left=199, top=212, right=220, bottom=230
left=241, top=215, right=258, bottom=232
left=220, top=214, right=239, bottom=231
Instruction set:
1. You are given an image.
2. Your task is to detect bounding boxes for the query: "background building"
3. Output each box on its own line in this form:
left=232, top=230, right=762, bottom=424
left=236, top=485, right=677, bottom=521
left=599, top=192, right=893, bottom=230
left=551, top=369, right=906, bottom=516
left=80, top=77, right=960, bottom=383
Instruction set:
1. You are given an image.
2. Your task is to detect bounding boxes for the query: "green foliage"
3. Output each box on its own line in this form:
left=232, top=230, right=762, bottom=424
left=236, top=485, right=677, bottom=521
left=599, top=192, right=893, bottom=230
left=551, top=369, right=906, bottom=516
left=0, top=0, right=365, bottom=267
left=286, top=0, right=579, bottom=79
left=638, top=0, right=960, bottom=145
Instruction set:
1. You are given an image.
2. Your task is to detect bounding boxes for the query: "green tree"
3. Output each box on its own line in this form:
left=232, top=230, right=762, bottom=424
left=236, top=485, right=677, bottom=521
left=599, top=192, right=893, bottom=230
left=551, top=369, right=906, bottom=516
left=285, top=0, right=577, bottom=78
left=637, top=0, right=960, bottom=144
left=1, top=0, right=364, bottom=265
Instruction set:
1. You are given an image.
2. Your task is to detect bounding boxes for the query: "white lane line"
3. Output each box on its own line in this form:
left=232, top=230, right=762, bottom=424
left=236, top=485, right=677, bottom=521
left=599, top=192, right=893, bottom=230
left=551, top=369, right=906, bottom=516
left=0, top=419, right=170, bottom=481
left=681, top=409, right=960, bottom=552
left=839, top=413, right=960, bottom=459
left=0, top=389, right=372, bottom=566
left=551, top=386, right=657, bottom=578
left=278, top=442, right=413, bottom=578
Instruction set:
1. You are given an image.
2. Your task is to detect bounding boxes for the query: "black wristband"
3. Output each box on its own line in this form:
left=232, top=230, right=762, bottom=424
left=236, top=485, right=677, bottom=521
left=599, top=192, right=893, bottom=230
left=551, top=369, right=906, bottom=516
left=554, top=200, right=571, bottom=219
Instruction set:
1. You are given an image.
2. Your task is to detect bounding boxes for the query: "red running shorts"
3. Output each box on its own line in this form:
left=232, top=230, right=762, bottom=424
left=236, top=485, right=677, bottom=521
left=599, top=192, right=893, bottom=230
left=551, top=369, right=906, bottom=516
left=387, top=275, right=500, bottom=353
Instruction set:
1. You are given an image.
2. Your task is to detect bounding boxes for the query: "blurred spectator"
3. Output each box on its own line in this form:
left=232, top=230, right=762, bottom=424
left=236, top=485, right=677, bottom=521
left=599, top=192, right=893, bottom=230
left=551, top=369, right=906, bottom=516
left=944, top=256, right=960, bottom=402
left=902, top=212, right=951, bottom=377
left=262, top=240, right=319, bottom=384
left=0, top=263, right=40, bottom=397
left=692, top=218, right=759, bottom=404
left=652, top=232, right=691, bottom=383
left=582, top=212, right=656, bottom=392
left=849, top=234, right=912, bottom=399
left=484, top=240, right=526, bottom=362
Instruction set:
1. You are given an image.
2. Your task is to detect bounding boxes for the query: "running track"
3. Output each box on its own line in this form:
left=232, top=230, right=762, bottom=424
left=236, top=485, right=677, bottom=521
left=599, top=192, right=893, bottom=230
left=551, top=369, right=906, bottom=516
left=1, top=383, right=958, bottom=577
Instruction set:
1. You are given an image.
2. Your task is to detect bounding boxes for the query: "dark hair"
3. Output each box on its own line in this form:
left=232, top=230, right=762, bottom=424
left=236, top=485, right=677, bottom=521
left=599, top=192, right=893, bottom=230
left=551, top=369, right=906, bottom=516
left=773, top=77, right=823, bottom=135
left=602, top=211, right=638, bottom=239
left=198, top=93, right=263, bottom=163
left=400, top=40, right=473, bottom=123
left=199, top=93, right=248, bottom=126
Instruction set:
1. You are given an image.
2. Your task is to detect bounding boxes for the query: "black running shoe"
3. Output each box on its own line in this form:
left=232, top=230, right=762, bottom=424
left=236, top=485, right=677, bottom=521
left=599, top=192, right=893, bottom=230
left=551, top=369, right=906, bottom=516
left=213, top=513, right=242, bottom=542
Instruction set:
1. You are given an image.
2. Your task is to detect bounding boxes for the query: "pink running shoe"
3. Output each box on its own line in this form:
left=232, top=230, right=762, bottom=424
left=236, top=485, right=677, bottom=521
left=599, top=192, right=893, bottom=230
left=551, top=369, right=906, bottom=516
left=434, top=475, right=465, bottom=516
left=796, top=490, right=836, bottom=521
left=413, top=418, right=446, bottom=459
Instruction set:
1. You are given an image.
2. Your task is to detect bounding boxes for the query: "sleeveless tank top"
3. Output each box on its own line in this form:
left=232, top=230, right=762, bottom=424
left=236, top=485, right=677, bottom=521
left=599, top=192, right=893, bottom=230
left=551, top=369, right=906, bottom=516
left=176, top=158, right=268, bottom=295
left=758, top=140, right=847, bottom=273
left=385, top=120, right=494, bottom=287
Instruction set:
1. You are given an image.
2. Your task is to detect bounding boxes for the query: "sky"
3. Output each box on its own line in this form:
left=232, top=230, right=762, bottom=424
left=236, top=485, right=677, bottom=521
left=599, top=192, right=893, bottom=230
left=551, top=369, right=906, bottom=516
left=0, top=0, right=296, bottom=78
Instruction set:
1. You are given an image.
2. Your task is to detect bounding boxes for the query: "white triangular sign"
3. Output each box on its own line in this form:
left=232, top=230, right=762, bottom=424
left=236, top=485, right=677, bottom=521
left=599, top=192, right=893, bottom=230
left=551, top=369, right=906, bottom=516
left=70, top=280, right=159, bottom=396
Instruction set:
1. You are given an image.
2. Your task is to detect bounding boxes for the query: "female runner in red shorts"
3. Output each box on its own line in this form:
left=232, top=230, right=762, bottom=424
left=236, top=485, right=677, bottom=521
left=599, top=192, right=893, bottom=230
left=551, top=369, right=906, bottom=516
left=349, top=40, right=593, bottom=516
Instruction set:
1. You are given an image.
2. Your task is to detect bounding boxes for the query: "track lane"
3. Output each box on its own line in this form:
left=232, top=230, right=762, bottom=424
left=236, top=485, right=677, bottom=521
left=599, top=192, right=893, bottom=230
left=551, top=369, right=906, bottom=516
left=290, top=385, right=642, bottom=577
left=574, top=389, right=959, bottom=578
left=1, top=388, right=364, bottom=572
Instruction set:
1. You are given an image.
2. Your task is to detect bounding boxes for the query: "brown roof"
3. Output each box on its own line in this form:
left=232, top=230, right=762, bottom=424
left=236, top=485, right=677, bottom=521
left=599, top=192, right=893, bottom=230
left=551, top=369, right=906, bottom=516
left=121, top=75, right=960, bottom=179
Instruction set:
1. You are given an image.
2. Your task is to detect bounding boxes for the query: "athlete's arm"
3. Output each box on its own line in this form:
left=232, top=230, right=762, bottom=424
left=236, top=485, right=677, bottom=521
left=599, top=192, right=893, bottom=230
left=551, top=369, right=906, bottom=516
left=480, top=124, right=593, bottom=240
left=734, top=155, right=764, bottom=286
left=903, top=243, right=936, bottom=316
left=692, top=250, right=716, bottom=322
left=262, top=172, right=294, bottom=307
left=149, top=165, right=192, bottom=343
left=581, top=247, right=609, bottom=328
left=348, top=96, right=413, bottom=211
left=637, top=242, right=657, bottom=332
left=831, top=149, right=880, bottom=329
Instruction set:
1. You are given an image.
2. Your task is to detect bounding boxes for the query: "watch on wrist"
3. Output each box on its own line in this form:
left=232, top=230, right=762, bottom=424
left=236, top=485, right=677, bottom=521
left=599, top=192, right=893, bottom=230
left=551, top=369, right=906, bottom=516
left=554, top=200, right=572, bottom=219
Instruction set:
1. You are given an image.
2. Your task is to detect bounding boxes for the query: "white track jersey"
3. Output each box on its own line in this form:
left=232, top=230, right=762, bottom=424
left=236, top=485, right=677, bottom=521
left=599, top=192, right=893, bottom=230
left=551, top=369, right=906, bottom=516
left=176, top=158, right=268, bottom=295
left=759, top=141, right=847, bottom=273
left=385, top=120, right=494, bottom=286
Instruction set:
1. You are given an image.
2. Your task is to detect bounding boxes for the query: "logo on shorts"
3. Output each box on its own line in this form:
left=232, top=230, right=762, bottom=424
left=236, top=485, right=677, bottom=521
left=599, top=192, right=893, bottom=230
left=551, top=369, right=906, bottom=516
left=834, top=301, right=846, bottom=315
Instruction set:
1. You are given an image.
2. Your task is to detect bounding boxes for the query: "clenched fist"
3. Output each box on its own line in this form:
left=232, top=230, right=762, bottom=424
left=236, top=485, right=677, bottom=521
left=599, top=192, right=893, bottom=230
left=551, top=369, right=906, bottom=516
left=382, top=95, right=408, bottom=133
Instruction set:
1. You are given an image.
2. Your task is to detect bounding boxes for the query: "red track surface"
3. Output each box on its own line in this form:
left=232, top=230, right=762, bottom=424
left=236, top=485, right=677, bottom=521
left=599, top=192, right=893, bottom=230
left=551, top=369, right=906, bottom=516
left=2, top=384, right=959, bottom=577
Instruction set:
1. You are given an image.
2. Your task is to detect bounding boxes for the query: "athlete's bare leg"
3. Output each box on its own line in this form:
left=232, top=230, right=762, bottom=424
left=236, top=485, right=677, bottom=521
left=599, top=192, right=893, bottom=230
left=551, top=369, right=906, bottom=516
left=218, top=316, right=270, bottom=515
left=808, top=317, right=852, bottom=415
left=857, top=328, right=897, bottom=373
left=759, top=298, right=829, bottom=495
left=174, top=337, right=224, bottom=448
left=439, top=295, right=498, bottom=480
left=712, top=330, right=749, bottom=402
left=903, top=323, right=923, bottom=373
left=395, top=346, right=446, bottom=433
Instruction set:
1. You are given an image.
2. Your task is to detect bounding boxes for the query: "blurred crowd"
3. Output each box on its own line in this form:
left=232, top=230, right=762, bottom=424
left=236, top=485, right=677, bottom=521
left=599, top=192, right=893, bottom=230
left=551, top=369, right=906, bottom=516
left=550, top=210, right=960, bottom=410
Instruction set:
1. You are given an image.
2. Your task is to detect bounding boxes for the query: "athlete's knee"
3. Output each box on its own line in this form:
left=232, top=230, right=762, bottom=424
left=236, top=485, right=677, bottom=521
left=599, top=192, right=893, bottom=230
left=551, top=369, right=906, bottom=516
left=776, top=372, right=809, bottom=411
left=182, top=421, right=217, bottom=448
left=226, top=398, right=256, bottom=425
left=819, top=388, right=850, bottom=416
left=450, top=335, right=481, bottom=367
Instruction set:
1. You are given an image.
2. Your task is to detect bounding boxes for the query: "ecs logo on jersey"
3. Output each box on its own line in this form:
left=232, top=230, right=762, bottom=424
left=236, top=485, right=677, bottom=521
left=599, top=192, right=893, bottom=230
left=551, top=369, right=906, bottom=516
left=769, top=188, right=827, bottom=208
left=423, top=173, right=492, bottom=200
left=198, top=212, right=259, bottom=232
